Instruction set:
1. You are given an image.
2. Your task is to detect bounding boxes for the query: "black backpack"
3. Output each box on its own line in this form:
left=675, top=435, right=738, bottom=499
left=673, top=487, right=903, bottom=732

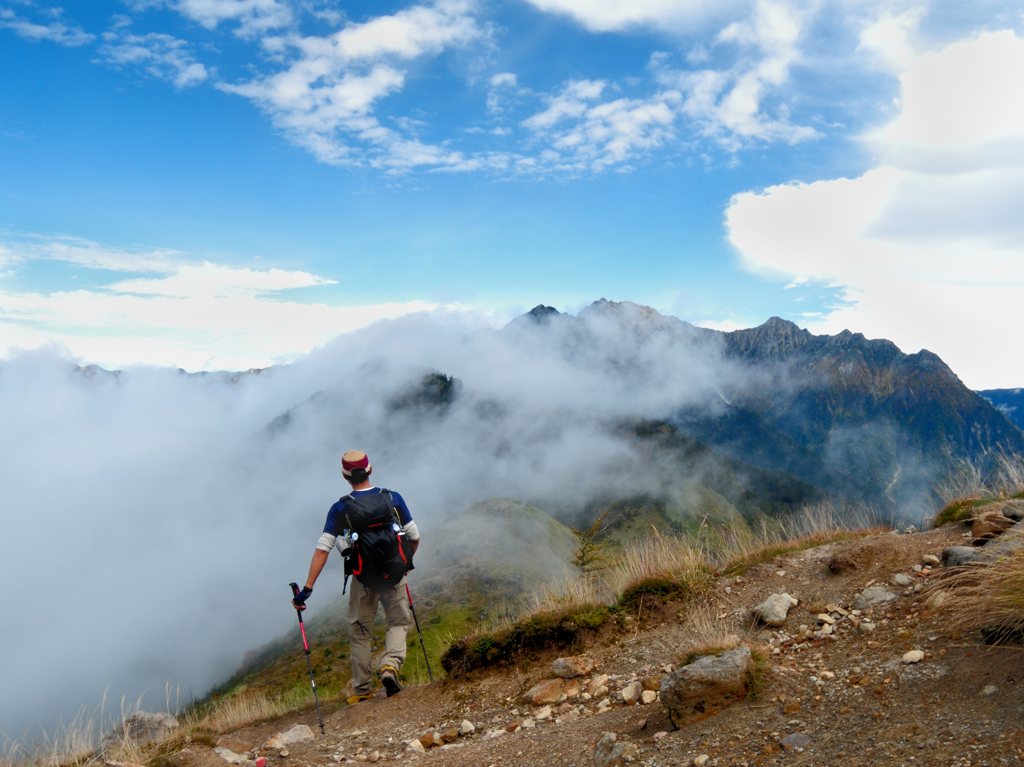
left=339, top=489, right=414, bottom=593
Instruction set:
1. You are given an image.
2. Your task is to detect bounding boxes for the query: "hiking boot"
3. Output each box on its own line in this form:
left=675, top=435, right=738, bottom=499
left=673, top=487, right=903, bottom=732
left=346, top=691, right=374, bottom=706
left=380, top=666, right=403, bottom=697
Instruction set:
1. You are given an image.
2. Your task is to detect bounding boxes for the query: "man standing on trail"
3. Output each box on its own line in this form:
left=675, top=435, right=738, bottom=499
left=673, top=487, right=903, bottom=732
left=292, top=450, right=420, bottom=704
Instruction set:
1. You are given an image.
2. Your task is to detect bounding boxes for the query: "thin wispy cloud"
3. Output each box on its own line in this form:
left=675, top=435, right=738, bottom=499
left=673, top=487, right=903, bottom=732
left=0, top=3, right=93, bottom=46
left=98, top=18, right=209, bottom=88
left=0, top=235, right=440, bottom=369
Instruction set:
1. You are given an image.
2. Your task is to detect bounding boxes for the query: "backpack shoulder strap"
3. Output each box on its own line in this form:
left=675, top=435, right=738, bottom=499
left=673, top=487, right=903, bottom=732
left=338, top=494, right=354, bottom=533
left=379, top=489, right=401, bottom=525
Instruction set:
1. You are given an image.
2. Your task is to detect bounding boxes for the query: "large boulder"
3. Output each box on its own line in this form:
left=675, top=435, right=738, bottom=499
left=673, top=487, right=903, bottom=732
left=659, top=647, right=752, bottom=728
left=751, top=593, right=798, bottom=626
left=552, top=657, right=595, bottom=678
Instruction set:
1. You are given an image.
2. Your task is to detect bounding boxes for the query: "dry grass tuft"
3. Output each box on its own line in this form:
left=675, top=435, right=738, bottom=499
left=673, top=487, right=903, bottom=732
left=720, top=501, right=882, bottom=576
left=931, top=553, right=1024, bottom=643
left=192, top=692, right=291, bottom=734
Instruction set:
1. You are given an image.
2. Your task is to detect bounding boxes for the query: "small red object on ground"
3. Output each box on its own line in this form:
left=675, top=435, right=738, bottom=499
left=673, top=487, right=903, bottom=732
left=255, top=757, right=267, bottom=767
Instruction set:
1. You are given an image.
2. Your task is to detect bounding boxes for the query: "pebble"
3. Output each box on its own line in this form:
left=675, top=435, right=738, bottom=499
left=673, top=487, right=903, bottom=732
left=902, top=650, right=925, bottom=664
left=693, top=755, right=710, bottom=766
left=981, top=685, right=998, bottom=696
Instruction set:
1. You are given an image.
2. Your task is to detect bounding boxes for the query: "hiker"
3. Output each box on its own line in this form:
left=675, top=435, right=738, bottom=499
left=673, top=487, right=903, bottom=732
left=292, top=450, right=420, bottom=704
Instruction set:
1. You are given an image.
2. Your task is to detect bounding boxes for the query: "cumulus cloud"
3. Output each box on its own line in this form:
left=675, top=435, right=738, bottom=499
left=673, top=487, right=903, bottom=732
left=0, top=4, right=93, bottom=46
left=725, top=21, right=1024, bottom=388
left=218, top=0, right=489, bottom=171
left=135, top=0, right=293, bottom=37
left=98, top=19, right=209, bottom=88
left=0, top=235, right=436, bottom=370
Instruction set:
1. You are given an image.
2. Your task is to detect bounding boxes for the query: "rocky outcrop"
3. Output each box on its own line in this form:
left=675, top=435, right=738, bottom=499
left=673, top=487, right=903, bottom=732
left=264, top=725, right=315, bottom=750
left=102, top=712, right=179, bottom=749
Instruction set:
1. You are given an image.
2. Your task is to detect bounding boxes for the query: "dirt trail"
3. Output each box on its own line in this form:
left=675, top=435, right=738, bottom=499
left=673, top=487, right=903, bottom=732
left=176, top=526, right=1024, bottom=767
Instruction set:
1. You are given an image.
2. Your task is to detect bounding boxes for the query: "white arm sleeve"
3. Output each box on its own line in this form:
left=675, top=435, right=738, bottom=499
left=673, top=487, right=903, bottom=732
left=401, top=520, right=420, bottom=541
left=316, top=532, right=338, bottom=553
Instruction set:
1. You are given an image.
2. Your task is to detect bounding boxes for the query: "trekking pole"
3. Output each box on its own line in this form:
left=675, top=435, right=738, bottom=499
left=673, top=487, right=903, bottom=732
left=289, top=583, right=326, bottom=734
left=404, top=583, right=434, bottom=683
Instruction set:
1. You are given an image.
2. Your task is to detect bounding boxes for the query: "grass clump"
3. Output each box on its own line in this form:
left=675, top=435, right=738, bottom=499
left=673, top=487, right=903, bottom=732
left=614, top=534, right=711, bottom=610
left=932, top=553, right=1024, bottom=643
left=440, top=604, right=609, bottom=677
left=933, top=496, right=1001, bottom=528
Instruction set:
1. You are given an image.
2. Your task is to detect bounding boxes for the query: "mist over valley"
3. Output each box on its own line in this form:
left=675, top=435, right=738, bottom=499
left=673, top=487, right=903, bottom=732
left=2, top=300, right=1021, bottom=738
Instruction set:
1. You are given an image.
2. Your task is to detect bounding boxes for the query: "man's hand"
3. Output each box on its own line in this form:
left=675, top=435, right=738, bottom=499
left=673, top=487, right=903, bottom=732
left=292, top=585, right=312, bottom=610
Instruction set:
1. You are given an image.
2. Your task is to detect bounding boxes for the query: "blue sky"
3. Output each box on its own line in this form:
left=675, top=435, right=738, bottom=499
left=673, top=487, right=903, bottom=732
left=1, top=0, right=1023, bottom=386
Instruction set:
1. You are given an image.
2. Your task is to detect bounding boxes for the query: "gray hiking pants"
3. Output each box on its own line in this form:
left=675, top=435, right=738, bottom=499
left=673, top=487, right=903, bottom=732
left=348, top=576, right=411, bottom=695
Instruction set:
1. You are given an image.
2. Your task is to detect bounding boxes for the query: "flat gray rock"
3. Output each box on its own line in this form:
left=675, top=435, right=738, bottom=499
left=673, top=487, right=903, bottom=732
left=854, top=586, right=898, bottom=609
left=781, top=733, right=811, bottom=751
left=942, top=546, right=980, bottom=567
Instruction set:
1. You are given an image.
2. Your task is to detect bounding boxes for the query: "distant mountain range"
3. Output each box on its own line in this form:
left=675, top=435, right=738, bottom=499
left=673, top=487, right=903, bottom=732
left=514, top=301, right=1024, bottom=521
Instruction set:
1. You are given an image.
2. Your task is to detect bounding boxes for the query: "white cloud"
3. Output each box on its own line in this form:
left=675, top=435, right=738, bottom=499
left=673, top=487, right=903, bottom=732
left=0, top=5, right=93, bottom=46
left=517, top=0, right=817, bottom=171
left=521, top=0, right=745, bottom=33
left=98, top=21, right=209, bottom=88
left=141, top=0, right=293, bottom=37
left=218, top=0, right=487, bottom=170
left=521, top=79, right=680, bottom=171
left=653, top=0, right=819, bottom=148
left=0, top=236, right=435, bottom=370
left=725, top=24, right=1024, bottom=388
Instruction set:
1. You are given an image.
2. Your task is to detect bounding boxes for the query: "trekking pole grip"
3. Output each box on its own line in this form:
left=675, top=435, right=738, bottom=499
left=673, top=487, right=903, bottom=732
left=289, top=582, right=304, bottom=620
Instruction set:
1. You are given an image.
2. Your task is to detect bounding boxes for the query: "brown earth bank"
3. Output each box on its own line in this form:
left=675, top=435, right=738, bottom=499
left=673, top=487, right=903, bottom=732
left=167, top=525, right=1023, bottom=767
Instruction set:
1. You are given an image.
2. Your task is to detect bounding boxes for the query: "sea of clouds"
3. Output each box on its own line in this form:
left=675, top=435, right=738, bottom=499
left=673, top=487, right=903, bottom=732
left=0, top=304, right=744, bottom=738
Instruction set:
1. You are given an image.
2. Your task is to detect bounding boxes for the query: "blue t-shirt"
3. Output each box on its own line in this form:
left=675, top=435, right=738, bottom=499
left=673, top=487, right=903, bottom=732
left=323, top=487, right=413, bottom=537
